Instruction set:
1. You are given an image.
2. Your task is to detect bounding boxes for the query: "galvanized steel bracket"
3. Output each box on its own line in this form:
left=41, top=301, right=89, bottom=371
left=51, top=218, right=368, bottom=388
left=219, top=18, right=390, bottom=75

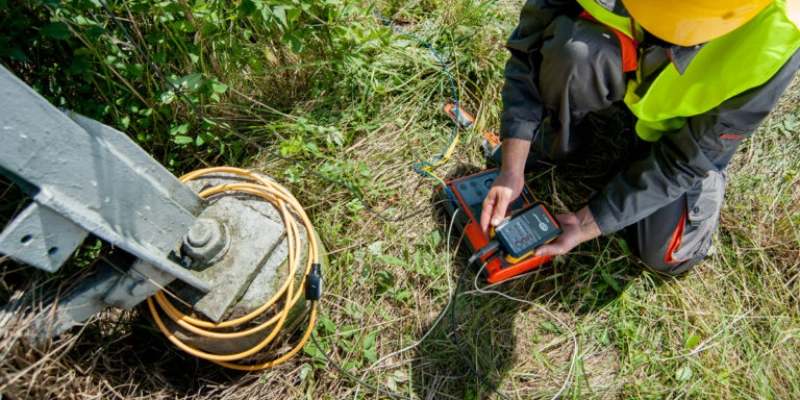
left=0, top=65, right=208, bottom=292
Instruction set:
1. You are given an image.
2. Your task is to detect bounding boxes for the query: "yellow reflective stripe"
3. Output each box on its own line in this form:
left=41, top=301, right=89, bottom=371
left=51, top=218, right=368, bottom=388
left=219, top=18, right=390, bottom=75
left=576, top=0, right=642, bottom=40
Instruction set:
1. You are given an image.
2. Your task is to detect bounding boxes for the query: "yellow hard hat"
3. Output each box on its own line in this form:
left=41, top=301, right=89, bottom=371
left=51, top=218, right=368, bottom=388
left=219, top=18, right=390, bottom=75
left=622, top=0, right=774, bottom=46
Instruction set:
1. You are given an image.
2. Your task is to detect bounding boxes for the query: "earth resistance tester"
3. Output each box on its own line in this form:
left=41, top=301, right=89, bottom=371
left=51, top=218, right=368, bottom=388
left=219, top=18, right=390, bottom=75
left=437, top=169, right=562, bottom=283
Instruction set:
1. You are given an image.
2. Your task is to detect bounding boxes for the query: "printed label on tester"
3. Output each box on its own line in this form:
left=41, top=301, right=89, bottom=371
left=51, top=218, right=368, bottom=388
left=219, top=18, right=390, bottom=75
left=495, top=204, right=560, bottom=258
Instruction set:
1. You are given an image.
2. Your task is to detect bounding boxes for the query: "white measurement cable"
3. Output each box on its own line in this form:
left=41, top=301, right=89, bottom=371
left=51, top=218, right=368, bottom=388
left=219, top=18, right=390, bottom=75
left=473, top=263, right=579, bottom=400
left=352, top=208, right=460, bottom=399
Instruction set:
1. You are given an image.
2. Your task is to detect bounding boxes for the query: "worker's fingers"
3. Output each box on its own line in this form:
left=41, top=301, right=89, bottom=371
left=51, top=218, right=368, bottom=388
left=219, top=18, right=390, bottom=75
left=480, top=186, right=515, bottom=235
left=534, top=240, right=571, bottom=258
left=479, top=192, right=497, bottom=235
left=481, top=171, right=524, bottom=236
left=535, top=214, right=581, bottom=257
left=489, top=191, right=511, bottom=228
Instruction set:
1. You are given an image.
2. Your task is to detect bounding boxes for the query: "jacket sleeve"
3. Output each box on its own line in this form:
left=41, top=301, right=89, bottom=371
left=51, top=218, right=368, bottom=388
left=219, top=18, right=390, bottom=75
left=500, top=0, right=580, bottom=141
left=588, top=49, right=800, bottom=235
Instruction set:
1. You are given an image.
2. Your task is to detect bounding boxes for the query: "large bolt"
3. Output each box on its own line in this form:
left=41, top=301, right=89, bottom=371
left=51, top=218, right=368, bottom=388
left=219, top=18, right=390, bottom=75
left=187, top=221, right=212, bottom=247
left=181, top=218, right=229, bottom=267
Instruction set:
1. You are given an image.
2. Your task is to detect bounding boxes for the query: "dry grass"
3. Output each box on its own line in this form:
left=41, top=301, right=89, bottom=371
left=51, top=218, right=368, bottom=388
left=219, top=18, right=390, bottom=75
left=3, top=1, right=800, bottom=399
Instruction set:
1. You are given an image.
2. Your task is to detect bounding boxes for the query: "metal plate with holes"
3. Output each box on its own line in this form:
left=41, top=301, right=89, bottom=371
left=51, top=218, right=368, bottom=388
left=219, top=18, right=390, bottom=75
left=0, top=203, right=88, bottom=272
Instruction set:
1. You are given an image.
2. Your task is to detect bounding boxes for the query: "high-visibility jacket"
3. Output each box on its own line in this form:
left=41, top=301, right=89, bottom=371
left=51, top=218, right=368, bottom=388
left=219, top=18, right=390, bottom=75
left=577, top=0, right=800, bottom=141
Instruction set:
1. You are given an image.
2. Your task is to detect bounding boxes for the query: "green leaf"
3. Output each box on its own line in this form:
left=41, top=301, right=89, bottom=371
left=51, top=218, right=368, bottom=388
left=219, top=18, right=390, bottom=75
left=0, top=47, right=30, bottom=62
left=302, top=337, right=327, bottom=363
left=258, top=372, right=273, bottom=384
left=272, top=5, right=288, bottom=26
left=684, top=334, right=701, bottom=350
left=85, top=25, right=105, bottom=38
left=179, top=73, right=204, bottom=92
left=40, top=22, right=71, bottom=40
left=125, top=63, right=144, bottom=78
left=289, top=35, right=303, bottom=53
left=169, top=123, right=191, bottom=135
left=392, top=289, right=412, bottom=301
left=380, top=255, right=405, bottom=267
left=159, top=90, right=175, bottom=105
left=173, top=20, right=197, bottom=33
left=363, top=330, right=378, bottom=363
left=429, top=230, right=442, bottom=247
left=676, top=365, right=693, bottom=382
left=367, top=241, right=383, bottom=256
left=321, top=317, right=336, bottom=333
left=200, top=22, right=219, bottom=37
left=343, top=360, right=362, bottom=372
left=73, top=47, right=94, bottom=56
left=539, top=322, right=563, bottom=334
left=238, top=0, right=259, bottom=18
left=72, top=15, right=94, bottom=26
left=286, top=7, right=301, bottom=23
left=338, top=338, right=355, bottom=352
left=212, top=83, right=228, bottom=93
left=601, top=270, right=621, bottom=292
left=173, top=135, right=193, bottom=145
left=615, top=237, right=629, bottom=253
left=298, top=363, right=313, bottom=381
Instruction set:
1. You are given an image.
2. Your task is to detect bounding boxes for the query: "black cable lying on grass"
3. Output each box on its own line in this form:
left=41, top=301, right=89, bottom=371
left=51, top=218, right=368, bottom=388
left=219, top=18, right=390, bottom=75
left=310, top=334, right=413, bottom=400
left=450, top=251, right=512, bottom=400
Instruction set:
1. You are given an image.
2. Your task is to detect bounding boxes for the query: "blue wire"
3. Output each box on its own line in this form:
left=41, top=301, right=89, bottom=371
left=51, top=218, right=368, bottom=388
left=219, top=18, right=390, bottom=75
left=372, top=6, right=460, bottom=184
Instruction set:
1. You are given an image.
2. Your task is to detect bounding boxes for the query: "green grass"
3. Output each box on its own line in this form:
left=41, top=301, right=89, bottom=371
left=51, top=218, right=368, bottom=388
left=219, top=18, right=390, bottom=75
left=1, top=1, right=799, bottom=399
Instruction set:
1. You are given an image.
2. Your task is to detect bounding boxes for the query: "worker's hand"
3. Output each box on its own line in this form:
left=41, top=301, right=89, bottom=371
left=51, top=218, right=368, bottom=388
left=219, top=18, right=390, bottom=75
left=480, top=138, right=532, bottom=236
left=480, top=168, right=524, bottom=236
left=535, top=206, right=602, bottom=257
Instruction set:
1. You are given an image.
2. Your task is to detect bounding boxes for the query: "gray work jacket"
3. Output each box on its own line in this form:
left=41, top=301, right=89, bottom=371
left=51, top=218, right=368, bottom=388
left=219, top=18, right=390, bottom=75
left=501, top=0, right=800, bottom=234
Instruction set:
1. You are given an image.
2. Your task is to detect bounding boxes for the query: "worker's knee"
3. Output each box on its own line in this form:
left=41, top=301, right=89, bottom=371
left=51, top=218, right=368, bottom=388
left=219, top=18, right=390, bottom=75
left=632, top=204, right=718, bottom=276
left=637, top=242, right=711, bottom=276
left=629, top=171, right=726, bottom=276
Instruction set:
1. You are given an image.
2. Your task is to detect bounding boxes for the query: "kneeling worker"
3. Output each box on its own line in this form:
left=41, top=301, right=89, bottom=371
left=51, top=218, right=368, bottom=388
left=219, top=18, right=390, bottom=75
left=481, top=0, right=800, bottom=274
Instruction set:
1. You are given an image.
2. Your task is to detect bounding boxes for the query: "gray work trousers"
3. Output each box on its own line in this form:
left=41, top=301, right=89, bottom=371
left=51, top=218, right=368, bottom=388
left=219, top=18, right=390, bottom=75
left=533, top=16, right=724, bottom=275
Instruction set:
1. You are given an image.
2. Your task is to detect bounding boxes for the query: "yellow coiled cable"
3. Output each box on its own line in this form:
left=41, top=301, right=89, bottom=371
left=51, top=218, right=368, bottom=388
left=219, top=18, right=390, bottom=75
left=146, top=167, right=319, bottom=371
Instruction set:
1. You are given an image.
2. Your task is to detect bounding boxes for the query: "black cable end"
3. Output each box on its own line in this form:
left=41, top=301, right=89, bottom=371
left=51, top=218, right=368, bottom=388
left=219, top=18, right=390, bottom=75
left=305, top=263, right=322, bottom=301
left=468, top=240, right=501, bottom=266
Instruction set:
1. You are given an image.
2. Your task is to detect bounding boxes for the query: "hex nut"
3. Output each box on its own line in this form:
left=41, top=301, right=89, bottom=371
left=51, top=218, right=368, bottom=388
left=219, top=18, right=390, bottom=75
left=181, top=218, right=229, bottom=267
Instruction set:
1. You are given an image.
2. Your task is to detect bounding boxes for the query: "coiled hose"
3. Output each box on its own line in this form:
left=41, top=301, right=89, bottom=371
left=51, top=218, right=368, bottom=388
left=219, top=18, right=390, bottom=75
left=146, top=167, right=319, bottom=371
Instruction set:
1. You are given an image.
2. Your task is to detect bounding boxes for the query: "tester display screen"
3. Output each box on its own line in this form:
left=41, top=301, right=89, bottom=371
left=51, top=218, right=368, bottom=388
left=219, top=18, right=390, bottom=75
left=494, top=203, right=561, bottom=258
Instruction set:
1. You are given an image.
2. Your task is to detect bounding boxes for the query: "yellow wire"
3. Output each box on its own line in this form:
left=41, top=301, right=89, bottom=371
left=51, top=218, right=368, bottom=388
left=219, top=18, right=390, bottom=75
left=430, top=135, right=459, bottom=168
left=420, top=133, right=458, bottom=188
left=147, top=167, right=319, bottom=370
